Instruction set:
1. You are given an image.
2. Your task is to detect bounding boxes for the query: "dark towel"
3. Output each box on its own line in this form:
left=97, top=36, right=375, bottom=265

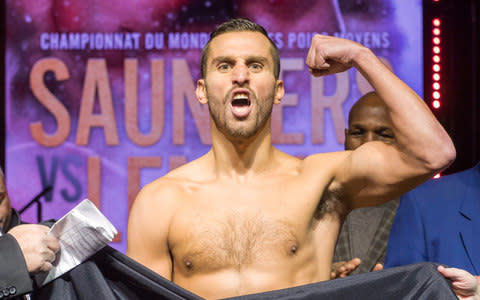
left=33, top=246, right=456, bottom=300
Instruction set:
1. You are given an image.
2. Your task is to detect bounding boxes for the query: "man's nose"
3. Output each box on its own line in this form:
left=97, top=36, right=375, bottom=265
left=363, top=132, right=375, bottom=144
left=232, top=64, right=249, bottom=85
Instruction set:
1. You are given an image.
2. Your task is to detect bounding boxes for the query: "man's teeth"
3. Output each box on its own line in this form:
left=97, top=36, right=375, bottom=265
left=233, top=93, right=248, bottom=100
left=232, top=93, right=250, bottom=106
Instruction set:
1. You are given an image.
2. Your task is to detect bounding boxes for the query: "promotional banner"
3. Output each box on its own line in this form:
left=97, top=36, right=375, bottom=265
left=5, top=0, right=422, bottom=252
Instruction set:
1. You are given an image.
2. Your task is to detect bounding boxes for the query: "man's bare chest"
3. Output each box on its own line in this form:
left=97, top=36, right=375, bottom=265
left=168, top=183, right=321, bottom=274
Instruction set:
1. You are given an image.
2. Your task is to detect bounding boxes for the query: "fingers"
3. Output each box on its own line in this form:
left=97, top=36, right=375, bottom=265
left=330, top=271, right=336, bottom=279
left=438, top=266, right=479, bottom=298
left=45, top=246, right=57, bottom=263
left=331, top=258, right=362, bottom=278
left=35, top=244, right=58, bottom=273
left=330, top=261, right=346, bottom=279
left=39, top=261, right=53, bottom=273
left=45, top=234, right=61, bottom=253
left=309, top=68, right=330, bottom=77
left=306, top=34, right=364, bottom=77
left=373, top=263, right=384, bottom=271
left=8, top=224, right=60, bottom=274
left=330, top=261, right=348, bottom=279
left=343, top=258, right=361, bottom=271
left=338, top=258, right=361, bottom=277
left=438, top=265, right=466, bottom=281
left=350, top=257, right=361, bottom=267
left=305, top=40, right=315, bottom=67
left=306, top=35, right=330, bottom=73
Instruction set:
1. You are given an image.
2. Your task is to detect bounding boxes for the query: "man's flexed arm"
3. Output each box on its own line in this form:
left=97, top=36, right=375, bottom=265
left=306, top=35, right=455, bottom=205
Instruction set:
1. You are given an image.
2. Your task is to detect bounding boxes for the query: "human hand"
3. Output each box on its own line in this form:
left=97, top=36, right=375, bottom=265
left=330, top=258, right=362, bottom=279
left=373, top=263, right=384, bottom=271
left=306, top=34, right=366, bottom=77
left=8, top=224, right=61, bottom=274
left=438, top=265, right=480, bottom=300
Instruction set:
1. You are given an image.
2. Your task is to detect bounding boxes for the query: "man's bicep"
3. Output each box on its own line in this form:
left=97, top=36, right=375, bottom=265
left=126, top=187, right=173, bottom=280
left=339, top=142, right=433, bottom=207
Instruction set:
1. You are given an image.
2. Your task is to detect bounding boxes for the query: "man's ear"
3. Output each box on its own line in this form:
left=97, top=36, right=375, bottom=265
left=196, top=79, right=208, bottom=104
left=273, top=80, right=284, bottom=104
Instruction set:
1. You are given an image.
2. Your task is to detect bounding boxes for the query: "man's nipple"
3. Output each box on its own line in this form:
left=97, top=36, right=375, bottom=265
left=290, top=245, right=298, bottom=255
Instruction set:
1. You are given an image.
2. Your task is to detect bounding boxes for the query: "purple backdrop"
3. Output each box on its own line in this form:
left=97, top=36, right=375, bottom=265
left=5, top=0, right=422, bottom=252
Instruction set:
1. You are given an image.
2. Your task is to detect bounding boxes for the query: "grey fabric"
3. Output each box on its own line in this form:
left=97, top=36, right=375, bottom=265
left=334, top=199, right=400, bottom=274
left=0, top=209, right=33, bottom=299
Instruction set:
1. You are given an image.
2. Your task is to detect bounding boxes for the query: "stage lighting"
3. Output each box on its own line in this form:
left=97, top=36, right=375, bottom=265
left=430, top=15, right=442, bottom=112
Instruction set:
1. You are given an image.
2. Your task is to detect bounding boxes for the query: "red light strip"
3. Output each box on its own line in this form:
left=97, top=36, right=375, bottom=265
left=431, top=17, right=442, bottom=109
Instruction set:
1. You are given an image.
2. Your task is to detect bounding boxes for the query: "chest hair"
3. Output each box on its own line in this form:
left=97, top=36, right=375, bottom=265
left=179, top=212, right=299, bottom=272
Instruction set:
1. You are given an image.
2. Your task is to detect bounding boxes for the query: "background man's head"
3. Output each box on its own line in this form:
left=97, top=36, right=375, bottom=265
left=200, top=18, right=280, bottom=80
left=0, top=168, right=12, bottom=233
left=345, top=92, right=396, bottom=151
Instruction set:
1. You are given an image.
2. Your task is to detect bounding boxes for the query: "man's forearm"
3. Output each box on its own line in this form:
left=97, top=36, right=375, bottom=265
left=352, top=47, right=455, bottom=172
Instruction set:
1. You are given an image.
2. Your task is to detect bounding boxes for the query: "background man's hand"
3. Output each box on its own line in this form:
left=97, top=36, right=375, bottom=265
left=373, top=263, right=384, bottom=271
left=330, top=258, right=362, bottom=279
left=8, top=224, right=61, bottom=274
left=438, top=265, right=480, bottom=300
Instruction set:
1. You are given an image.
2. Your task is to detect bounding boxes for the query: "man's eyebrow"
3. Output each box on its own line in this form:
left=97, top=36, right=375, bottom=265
left=245, top=56, right=269, bottom=64
left=210, top=55, right=269, bottom=65
left=211, top=56, right=235, bottom=65
left=350, top=124, right=365, bottom=129
left=376, top=126, right=394, bottom=132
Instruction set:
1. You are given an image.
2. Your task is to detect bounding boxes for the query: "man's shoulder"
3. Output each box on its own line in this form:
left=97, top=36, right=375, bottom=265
left=134, top=170, right=186, bottom=207
left=303, top=151, right=350, bottom=172
left=163, top=155, right=214, bottom=183
left=305, top=150, right=349, bottom=161
left=139, top=156, right=211, bottom=199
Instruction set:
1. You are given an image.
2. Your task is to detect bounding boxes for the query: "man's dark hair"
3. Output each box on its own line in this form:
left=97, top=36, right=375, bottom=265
left=200, top=18, right=280, bottom=80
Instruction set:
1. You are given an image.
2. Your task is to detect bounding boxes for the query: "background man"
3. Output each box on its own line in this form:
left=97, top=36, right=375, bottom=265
left=0, top=168, right=60, bottom=299
left=332, top=91, right=399, bottom=278
left=127, top=18, right=455, bottom=299
left=331, top=96, right=480, bottom=300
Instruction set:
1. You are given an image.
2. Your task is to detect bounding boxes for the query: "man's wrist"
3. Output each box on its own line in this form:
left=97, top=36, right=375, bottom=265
left=351, top=46, right=374, bottom=70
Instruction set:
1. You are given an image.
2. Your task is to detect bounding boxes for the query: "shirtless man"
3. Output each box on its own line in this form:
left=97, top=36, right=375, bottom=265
left=127, top=18, right=456, bottom=299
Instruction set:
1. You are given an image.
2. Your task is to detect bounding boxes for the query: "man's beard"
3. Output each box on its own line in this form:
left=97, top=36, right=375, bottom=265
left=206, top=86, right=275, bottom=139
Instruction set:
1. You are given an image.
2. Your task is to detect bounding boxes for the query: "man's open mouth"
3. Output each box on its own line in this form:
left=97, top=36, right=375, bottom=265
left=232, top=93, right=251, bottom=107
left=230, top=92, right=252, bottom=118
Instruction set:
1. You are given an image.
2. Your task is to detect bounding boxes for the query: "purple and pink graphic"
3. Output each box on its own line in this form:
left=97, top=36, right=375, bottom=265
left=5, top=0, right=422, bottom=252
